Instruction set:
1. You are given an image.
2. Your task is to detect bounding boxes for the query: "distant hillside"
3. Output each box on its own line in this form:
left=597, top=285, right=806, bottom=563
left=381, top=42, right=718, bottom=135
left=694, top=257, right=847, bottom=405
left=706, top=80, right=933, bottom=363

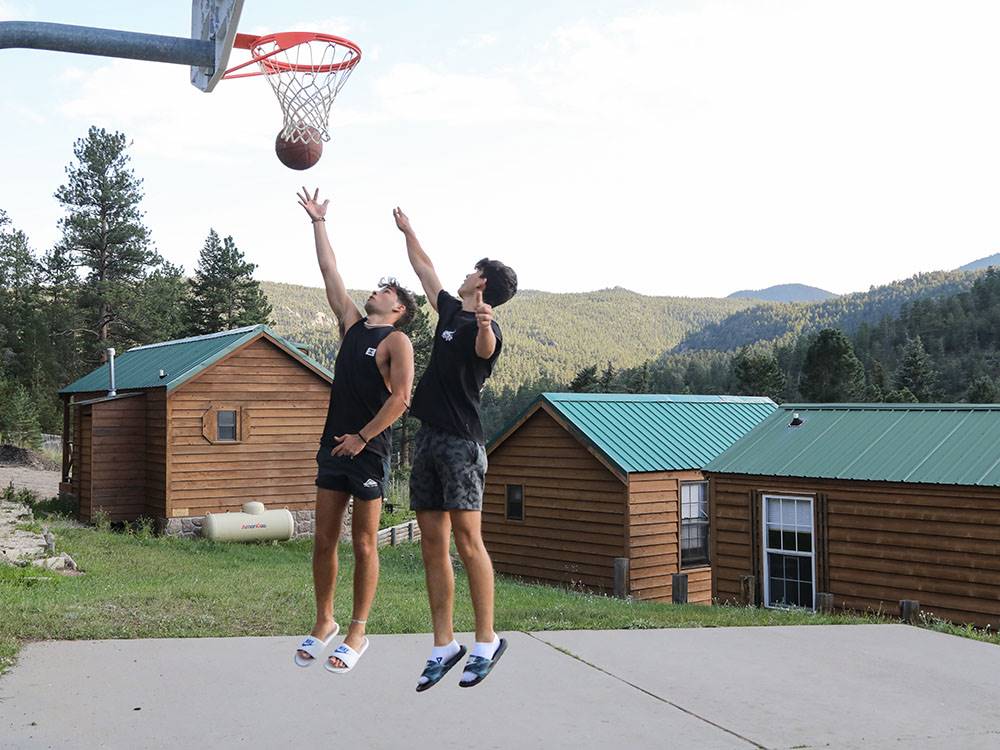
left=261, top=282, right=755, bottom=394
left=958, top=253, right=1000, bottom=272
left=675, top=270, right=978, bottom=352
left=728, top=283, right=836, bottom=303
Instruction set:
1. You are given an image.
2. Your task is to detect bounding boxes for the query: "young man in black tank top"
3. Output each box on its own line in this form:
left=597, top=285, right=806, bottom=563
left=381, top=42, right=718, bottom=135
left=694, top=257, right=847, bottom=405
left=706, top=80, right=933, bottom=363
left=293, top=188, right=416, bottom=674
left=393, top=207, right=518, bottom=690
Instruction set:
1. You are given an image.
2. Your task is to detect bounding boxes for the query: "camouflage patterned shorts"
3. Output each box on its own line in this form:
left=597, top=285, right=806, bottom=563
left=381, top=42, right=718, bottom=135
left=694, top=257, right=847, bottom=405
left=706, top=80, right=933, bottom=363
left=409, top=424, right=487, bottom=511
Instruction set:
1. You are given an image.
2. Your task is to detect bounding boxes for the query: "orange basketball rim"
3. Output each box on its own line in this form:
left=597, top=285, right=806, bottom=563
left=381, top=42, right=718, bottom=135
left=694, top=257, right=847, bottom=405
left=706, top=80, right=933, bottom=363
left=223, top=30, right=362, bottom=145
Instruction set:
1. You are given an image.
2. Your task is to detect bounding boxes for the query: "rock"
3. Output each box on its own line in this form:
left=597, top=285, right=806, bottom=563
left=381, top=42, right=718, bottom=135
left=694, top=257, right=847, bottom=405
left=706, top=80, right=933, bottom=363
left=31, top=552, right=79, bottom=573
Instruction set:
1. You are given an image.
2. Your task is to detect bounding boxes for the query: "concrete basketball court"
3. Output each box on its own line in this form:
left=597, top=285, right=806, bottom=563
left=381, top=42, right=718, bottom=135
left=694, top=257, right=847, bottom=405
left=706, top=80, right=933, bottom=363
left=2, top=624, right=998, bottom=749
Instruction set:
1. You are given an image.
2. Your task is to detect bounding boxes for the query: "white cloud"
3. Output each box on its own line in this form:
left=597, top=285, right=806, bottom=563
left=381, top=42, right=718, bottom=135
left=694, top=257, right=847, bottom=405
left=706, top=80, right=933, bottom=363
left=12, top=2, right=1000, bottom=298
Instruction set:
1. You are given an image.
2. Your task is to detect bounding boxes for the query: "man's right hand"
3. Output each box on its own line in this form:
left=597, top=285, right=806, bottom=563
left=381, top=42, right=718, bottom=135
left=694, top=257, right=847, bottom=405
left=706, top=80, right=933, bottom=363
left=393, top=206, right=413, bottom=235
left=298, top=187, right=329, bottom=223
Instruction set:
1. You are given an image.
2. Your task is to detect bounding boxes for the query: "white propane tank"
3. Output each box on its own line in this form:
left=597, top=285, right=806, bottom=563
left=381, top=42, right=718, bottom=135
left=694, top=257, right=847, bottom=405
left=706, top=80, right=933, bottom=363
left=203, top=502, right=294, bottom=542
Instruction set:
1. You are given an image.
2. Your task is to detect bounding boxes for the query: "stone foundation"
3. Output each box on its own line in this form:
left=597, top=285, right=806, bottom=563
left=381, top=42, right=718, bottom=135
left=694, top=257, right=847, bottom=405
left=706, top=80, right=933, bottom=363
left=158, top=503, right=353, bottom=540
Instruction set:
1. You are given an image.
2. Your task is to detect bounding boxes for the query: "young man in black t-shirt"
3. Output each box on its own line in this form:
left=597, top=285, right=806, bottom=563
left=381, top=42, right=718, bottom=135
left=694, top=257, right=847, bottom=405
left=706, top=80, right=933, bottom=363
left=293, top=188, right=416, bottom=674
left=393, top=207, right=518, bottom=691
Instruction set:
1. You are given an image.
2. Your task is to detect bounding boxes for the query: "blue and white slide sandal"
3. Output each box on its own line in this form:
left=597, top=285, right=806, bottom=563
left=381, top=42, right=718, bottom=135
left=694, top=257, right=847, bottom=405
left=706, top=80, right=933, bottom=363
left=293, top=622, right=340, bottom=667
left=324, top=637, right=370, bottom=674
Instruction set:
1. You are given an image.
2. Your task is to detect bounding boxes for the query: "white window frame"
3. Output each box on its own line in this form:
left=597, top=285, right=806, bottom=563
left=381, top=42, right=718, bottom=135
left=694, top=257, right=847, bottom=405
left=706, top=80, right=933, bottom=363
left=680, top=481, right=710, bottom=569
left=761, top=494, right=816, bottom=610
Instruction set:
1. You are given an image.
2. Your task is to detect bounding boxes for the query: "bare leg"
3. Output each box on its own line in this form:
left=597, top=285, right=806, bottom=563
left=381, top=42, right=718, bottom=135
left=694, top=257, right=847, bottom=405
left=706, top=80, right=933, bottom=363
left=297, top=488, right=349, bottom=662
left=328, top=496, right=382, bottom=668
left=417, top=510, right=455, bottom=646
left=451, top=510, right=495, bottom=643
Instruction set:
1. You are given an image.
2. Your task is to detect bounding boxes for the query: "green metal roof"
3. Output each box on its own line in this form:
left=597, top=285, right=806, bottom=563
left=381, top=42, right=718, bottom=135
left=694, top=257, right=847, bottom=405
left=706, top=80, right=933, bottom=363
left=492, top=393, right=777, bottom=475
left=705, top=404, right=1000, bottom=488
left=59, top=325, right=333, bottom=394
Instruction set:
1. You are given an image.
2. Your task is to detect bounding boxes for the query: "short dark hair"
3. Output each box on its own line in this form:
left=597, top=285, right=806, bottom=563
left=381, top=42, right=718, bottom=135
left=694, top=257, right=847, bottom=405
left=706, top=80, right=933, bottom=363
left=475, top=258, right=518, bottom=307
left=379, top=277, right=418, bottom=329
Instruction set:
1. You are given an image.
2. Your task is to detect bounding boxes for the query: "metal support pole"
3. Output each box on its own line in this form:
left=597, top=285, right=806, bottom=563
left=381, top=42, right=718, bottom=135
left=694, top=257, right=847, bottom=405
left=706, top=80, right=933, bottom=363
left=0, top=22, right=214, bottom=67
left=613, top=557, right=630, bottom=598
left=672, top=573, right=689, bottom=604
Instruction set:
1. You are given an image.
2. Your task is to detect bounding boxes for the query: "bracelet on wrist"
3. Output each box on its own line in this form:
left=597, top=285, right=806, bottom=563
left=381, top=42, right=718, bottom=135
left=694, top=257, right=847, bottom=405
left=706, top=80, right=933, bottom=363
left=356, top=432, right=369, bottom=444
left=312, top=217, right=325, bottom=223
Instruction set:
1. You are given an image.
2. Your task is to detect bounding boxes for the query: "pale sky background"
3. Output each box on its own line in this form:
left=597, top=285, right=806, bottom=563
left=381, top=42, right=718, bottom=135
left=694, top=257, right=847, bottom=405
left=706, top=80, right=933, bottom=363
left=1, top=0, right=999, bottom=298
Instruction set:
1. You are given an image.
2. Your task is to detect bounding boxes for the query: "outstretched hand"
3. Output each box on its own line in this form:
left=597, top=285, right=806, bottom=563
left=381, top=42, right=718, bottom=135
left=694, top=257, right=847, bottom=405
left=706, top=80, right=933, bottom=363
left=474, top=287, right=493, bottom=332
left=298, top=187, right=329, bottom=223
left=393, top=206, right=413, bottom=234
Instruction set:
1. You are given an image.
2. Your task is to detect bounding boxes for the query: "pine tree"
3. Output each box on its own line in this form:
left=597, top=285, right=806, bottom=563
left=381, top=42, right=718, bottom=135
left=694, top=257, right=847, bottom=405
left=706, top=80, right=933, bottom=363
left=732, top=346, right=786, bottom=401
left=893, top=335, right=937, bottom=402
left=54, top=127, right=157, bottom=360
left=598, top=361, right=616, bottom=391
left=129, top=261, right=190, bottom=343
left=630, top=362, right=651, bottom=394
left=569, top=364, right=598, bottom=393
left=799, top=329, right=865, bottom=402
left=0, top=380, right=42, bottom=450
left=186, top=230, right=273, bottom=334
left=966, top=376, right=998, bottom=404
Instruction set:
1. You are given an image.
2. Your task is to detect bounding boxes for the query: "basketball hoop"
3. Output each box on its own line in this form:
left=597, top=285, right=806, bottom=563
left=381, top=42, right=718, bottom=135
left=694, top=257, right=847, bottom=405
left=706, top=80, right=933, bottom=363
left=224, top=31, right=361, bottom=144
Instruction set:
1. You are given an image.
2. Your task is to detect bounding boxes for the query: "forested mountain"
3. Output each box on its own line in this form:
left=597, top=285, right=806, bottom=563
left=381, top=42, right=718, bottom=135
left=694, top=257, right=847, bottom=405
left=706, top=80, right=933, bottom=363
left=958, top=253, right=1000, bottom=272
left=262, top=282, right=755, bottom=395
left=677, top=270, right=976, bottom=352
left=727, top=283, right=836, bottom=303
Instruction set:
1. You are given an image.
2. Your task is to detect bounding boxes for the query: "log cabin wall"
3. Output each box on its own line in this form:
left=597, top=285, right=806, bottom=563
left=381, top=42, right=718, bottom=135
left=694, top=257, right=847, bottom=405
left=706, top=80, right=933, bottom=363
left=165, top=337, right=331, bottom=518
left=483, top=408, right=627, bottom=591
left=710, top=473, right=1000, bottom=629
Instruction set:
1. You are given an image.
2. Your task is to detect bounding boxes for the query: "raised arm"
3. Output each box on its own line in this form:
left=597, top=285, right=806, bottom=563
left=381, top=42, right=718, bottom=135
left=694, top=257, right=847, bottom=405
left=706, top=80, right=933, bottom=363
left=329, top=332, right=415, bottom=457
left=393, top=207, right=443, bottom=311
left=473, top=288, right=498, bottom=360
left=298, top=187, right=362, bottom=337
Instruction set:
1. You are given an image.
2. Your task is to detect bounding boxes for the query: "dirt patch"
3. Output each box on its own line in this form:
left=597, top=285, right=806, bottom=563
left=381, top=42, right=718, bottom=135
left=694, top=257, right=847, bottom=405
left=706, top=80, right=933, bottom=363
left=0, top=466, right=60, bottom=499
left=0, top=445, right=60, bottom=471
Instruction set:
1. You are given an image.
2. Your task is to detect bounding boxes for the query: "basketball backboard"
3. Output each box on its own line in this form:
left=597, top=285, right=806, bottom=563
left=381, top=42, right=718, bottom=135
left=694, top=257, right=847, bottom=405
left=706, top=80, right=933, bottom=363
left=191, top=0, right=245, bottom=92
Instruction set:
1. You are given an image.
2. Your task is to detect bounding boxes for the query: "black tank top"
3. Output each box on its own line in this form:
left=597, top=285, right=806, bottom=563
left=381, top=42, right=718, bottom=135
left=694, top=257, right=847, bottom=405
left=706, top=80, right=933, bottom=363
left=320, top=318, right=395, bottom=457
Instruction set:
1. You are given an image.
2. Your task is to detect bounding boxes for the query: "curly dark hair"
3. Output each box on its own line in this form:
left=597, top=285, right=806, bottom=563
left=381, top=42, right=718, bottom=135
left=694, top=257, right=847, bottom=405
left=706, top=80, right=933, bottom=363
left=475, top=258, right=518, bottom=307
left=379, top=277, right=418, bottom=329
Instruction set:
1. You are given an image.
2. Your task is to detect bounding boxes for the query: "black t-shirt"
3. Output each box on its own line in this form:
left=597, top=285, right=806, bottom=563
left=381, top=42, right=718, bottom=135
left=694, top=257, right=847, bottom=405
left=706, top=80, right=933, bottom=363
left=410, top=290, right=502, bottom=444
left=320, top=318, right=395, bottom=457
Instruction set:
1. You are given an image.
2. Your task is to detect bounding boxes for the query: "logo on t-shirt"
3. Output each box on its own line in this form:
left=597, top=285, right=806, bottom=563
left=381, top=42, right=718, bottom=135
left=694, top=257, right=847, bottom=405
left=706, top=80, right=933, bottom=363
left=365, top=347, right=377, bottom=356
left=442, top=330, right=455, bottom=341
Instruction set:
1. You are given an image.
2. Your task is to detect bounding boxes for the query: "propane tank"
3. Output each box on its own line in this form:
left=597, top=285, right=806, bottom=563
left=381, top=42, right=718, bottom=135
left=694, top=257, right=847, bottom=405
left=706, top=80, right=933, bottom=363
left=203, top=502, right=294, bottom=542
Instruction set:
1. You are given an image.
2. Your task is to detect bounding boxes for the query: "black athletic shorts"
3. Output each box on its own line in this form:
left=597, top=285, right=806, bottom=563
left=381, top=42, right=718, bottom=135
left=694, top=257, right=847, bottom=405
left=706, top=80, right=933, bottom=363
left=315, top=446, right=390, bottom=501
left=409, top=424, right=487, bottom=511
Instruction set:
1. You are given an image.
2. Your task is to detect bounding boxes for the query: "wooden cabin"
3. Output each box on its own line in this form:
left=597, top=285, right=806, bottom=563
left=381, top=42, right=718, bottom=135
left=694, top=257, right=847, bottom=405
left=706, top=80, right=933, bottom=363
left=483, top=393, right=777, bottom=603
left=705, top=403, right=1000, bottom=629
left=58, top=325, right=333, bottom=532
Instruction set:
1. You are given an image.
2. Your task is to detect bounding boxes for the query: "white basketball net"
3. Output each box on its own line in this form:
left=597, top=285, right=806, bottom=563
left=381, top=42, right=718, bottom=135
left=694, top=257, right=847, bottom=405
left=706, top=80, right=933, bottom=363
left=248, top=36, right=360, bottom=145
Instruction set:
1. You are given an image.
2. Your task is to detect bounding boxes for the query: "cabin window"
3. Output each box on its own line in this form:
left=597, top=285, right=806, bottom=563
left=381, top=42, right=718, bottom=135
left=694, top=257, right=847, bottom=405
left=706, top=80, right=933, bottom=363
left=762, top=495, right=815, bottom=610
left=680, top=481, right=709, bottom=568
left=217, top=410, right=238, bottom=441
left=505, top=484, right=524, bottom=521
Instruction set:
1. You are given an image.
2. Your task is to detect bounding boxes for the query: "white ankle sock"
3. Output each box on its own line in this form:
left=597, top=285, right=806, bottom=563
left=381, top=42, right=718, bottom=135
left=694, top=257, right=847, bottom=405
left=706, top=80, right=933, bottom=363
left=418, top=640, right=461, bottom=685
left=462, top=634, right=500, bottom=682
left=470, top=634, right=500, bottom=659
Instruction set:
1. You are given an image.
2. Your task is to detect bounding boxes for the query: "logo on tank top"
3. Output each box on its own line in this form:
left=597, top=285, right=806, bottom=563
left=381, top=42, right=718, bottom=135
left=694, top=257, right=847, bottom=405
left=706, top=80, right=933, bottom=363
left=442, top=330, right=455, bottom=342
left=366, top=347, right=377, bottom=356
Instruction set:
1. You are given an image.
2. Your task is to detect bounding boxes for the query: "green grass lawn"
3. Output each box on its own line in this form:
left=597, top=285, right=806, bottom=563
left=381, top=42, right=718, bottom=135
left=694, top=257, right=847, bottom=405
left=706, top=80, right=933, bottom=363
left=2, top=517, right=995, bottom=676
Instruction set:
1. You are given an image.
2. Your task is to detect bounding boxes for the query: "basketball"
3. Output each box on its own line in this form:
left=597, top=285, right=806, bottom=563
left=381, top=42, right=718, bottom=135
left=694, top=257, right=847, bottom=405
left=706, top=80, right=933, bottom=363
left=275, top=128, right=323, bottom=170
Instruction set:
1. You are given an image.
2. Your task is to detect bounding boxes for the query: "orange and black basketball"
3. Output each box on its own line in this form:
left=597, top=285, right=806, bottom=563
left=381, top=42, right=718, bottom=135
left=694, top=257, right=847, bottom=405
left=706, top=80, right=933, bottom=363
left=275, top=127, right=323, bottom=170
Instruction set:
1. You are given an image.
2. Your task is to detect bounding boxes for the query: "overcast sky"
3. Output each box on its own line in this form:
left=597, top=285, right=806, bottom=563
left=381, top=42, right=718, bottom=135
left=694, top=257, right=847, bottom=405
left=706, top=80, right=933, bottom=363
left=2, top=1, right=999, bottom=297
